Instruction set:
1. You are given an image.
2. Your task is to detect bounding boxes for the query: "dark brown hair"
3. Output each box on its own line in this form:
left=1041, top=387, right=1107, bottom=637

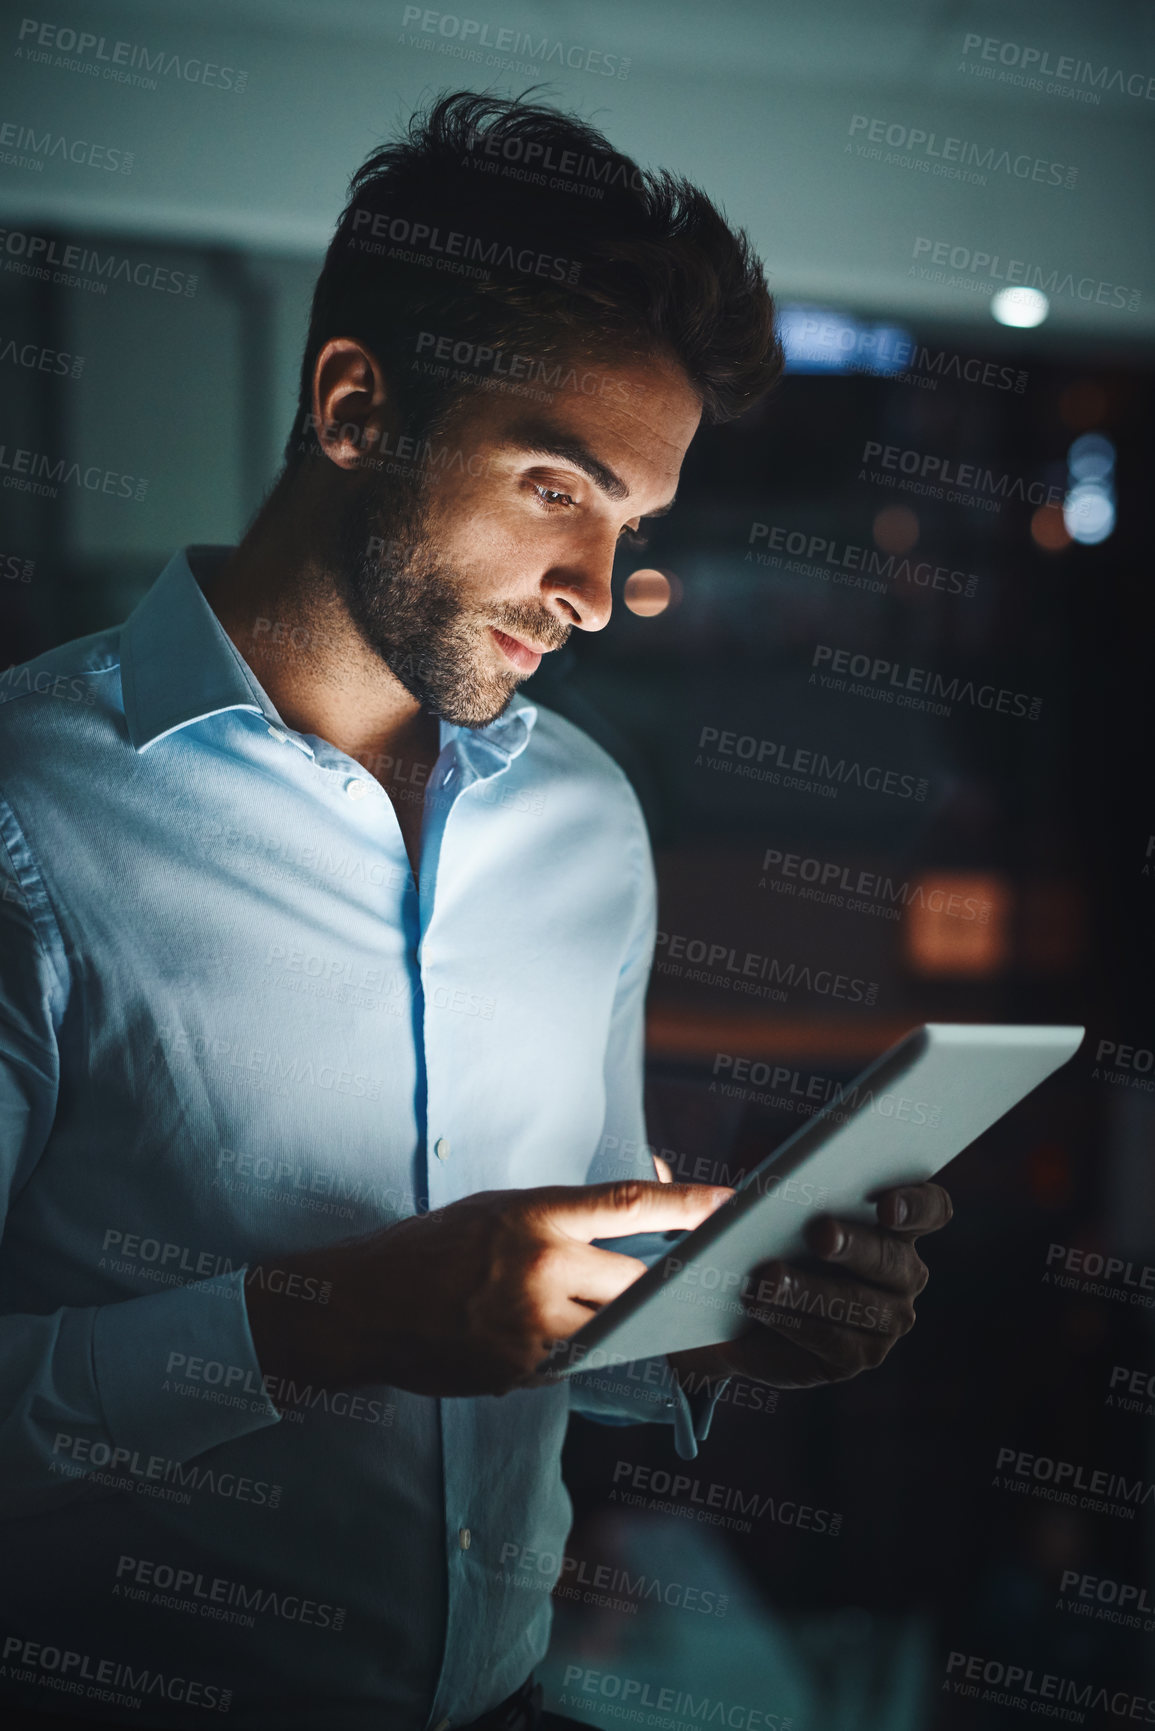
left=287, top=89, right=783, bottom=461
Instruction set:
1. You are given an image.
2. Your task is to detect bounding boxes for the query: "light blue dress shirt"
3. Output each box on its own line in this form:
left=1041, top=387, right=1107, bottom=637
left=0, top=548, right=722, bottom=1730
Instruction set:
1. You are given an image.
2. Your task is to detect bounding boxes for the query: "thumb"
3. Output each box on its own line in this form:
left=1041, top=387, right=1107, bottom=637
left=537, top=1180, right=733, bottom=1243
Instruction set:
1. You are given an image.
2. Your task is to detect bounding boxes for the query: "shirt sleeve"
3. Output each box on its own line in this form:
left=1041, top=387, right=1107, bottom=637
left=565, top=787, right=728, bottom=1461
left=0, top=805, right=281, bottom=1519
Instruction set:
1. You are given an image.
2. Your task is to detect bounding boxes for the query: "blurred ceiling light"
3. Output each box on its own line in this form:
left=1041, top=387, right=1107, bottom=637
left=623, top=568, right=678, bottom=616
left=1067, top=432, right=1115, bottom=483
left=1063, top=484, right=1115, bottom=544
left=1030, top=503, right=1071, bottom=551
left=903, top=873, right=1011, bottom=977
left=991, top=286, right=1049, bottom=328
left=1063, top=431, right=1116, bottom=545
left=779, top=305, right=913, bottom=375
left=873, top=505, right=919, bottom=554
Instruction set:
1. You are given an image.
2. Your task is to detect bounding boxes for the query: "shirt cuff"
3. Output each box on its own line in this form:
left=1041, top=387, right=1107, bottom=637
left=568, top=1355, right=730, bottom=1461
left=93, top=1268, right=282, bottom=1466
left=671, top=1371, right=730, bottom=1461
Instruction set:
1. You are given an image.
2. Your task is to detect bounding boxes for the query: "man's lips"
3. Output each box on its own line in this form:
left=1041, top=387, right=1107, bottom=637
left=490, top=627, right=547, bottom=675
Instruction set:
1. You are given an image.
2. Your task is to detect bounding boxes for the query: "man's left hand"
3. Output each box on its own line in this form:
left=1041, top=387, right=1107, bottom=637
left=668, top=1182, right=953, bottom=1392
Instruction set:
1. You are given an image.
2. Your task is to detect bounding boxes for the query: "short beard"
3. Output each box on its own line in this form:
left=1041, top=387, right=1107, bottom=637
left=333, top=463, right=568, bottom=729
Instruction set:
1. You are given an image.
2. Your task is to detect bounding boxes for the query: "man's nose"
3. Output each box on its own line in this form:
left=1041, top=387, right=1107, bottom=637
left=540, top=540, right=616, bottom=632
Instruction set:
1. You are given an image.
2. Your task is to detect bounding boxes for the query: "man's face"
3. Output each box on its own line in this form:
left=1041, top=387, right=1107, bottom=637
left=335, top=349, right=702, bottom=728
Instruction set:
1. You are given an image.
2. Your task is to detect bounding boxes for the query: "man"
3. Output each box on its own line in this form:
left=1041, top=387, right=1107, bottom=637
left=0, top=92, right=951, bottom=1729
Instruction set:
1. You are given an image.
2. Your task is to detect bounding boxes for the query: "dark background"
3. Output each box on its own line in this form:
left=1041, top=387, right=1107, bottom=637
left=2, top=2, right=1154, bottom=1724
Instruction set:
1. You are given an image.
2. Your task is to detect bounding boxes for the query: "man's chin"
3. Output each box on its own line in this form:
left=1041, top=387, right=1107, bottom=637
left=420, top=663, right=524, bottom=731
left=441, top=682, right=521, bottom=731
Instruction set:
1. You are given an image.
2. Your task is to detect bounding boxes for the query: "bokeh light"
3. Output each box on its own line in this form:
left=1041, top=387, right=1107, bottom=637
left=872, top=505, right=919, bottom=554
left=623, top=568, right=678, bottom=615
left=991, top=286, right=1049, bottom=328
left=1030, top=503, right=1071, bottom=552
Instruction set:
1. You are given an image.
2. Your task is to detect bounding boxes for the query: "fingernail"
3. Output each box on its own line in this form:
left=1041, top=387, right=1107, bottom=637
left=829, top=1226, right=846, bottom=1256
left=893, top=1196, right=909, bottom=1226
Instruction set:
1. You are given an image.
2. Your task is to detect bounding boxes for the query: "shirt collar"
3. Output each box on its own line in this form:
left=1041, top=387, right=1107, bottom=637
left=121, top=546, right=538, bottom=762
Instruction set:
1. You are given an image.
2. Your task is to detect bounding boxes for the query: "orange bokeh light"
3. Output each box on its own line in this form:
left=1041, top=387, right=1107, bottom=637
left=904, top=873, right=1011, bottom=976
left=623, top=568, right=679, bottom=616
left=873, top=506, right=919, bottom=554
left=1031, top=503, right=1070, bottom=552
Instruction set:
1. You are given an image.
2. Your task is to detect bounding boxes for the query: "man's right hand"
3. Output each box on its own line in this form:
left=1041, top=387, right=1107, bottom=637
left=244, top=1180, right=732, bottom=1399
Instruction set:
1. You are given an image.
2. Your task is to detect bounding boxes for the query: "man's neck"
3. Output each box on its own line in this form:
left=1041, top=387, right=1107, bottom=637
left=200, top=475, right=441, bottom=779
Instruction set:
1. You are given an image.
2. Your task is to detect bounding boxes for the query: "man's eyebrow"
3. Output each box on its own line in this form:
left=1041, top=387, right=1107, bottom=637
left=503, top=420, right=677, bottom=516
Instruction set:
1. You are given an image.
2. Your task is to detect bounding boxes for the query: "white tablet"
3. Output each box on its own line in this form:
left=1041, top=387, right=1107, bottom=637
left=543, top=1022, right=1084, bottom=1374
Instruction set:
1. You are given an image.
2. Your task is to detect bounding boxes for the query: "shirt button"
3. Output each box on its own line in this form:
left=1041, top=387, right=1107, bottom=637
left=435, top=1137, right=450, bottom=1161
left=345, top=778, right=371, bottom=800
left=458, top=1527, right=471, bottom=1549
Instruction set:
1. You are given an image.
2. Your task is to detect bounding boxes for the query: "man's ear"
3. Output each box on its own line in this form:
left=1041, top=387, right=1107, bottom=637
left=310, top=338, right=390, bottom=469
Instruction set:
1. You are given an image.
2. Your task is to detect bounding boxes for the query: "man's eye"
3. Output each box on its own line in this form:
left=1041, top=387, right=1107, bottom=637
left=532, top=485, right=575, bottom=509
